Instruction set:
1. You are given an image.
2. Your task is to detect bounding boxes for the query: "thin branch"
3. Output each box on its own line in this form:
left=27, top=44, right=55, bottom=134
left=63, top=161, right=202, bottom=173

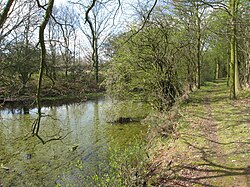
left=85, top=0, right=97, bottom=24
left=112, top=0, right=122, bottom=26
left=35, top=0, right=48, bottom=9
left=35, top=131, right=72, bottom=144
left=123, top=0, right=158, bottom=45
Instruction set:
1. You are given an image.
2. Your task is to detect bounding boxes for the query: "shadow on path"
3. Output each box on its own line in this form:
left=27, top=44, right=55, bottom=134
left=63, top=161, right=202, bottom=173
left=152, top=80, right=250, bottom=187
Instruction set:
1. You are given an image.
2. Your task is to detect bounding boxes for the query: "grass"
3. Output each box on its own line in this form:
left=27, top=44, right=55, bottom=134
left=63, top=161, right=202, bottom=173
left=147, top=79, right=250, bottom=186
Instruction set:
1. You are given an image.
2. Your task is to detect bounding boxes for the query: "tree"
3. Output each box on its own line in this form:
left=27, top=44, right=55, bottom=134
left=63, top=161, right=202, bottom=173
left=79, top=0, right=121, bottom=85
left=236, top=0, right=250, bottom=89
left=105, top=10, right=185, bottom=110
left=47, top=12, right=59, bottom=82
left=32, top=0, right=54, bottom=137
left=56, top=4, right=78, bottom=78
left=173, top=0, right=209, bottom=89
left=0, top=0, right=41, bottom=95
left=229, top=0, right=239, bottom=99
left=5, top=42, right=39, bottom=92
left=204, top=8, right=229, bottom=81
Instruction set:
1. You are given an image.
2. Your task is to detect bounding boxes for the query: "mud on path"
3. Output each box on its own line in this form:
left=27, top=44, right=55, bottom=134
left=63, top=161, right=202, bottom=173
left=149, top=80, right=250, bottom=187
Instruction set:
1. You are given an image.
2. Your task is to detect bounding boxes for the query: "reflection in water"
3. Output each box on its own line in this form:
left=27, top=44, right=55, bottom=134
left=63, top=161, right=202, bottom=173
left=0, top=97, right=148, bottom=186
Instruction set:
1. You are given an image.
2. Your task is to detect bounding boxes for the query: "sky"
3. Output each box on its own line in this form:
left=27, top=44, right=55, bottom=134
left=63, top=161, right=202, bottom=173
left=50, top=0, right=156, bottom=57
left=50, top=0, right=129, bottom=59
left=54, top=0, right=67, bottom=6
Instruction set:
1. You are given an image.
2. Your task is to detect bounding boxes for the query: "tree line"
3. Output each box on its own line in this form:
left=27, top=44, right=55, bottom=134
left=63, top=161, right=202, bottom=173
left=105, top=0, right=250, bottom=110
left=0, top=0, right=249, bottom=110
left=0, top=0, right=121, bottom=100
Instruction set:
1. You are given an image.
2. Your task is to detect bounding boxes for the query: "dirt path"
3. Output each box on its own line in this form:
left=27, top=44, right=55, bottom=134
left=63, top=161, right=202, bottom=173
left=149, top=80, right=250, bottom=187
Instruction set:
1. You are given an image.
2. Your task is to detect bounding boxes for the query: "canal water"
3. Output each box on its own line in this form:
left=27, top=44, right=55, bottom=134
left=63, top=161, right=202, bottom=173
left=0, top=97, right=150, bottom=186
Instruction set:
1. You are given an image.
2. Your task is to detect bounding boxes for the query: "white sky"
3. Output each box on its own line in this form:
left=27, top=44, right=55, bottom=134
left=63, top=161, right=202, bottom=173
left=54, top=0, right=67, bottom=6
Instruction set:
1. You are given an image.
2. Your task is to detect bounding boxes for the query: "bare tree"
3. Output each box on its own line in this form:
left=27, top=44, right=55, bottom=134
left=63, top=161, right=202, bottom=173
left=77, top=0, right=121, bottom=84
left=47, top=10, right=60, bottom=82
left=56, top=3, right=78, bottom=77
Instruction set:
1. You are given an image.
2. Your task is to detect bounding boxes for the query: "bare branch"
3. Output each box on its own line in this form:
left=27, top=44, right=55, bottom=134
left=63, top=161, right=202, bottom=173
left=35, top=131, right=72, bottom=144
left=35, top=0, right=48, bottom=9
left=123, top=0, right=158, bottom=44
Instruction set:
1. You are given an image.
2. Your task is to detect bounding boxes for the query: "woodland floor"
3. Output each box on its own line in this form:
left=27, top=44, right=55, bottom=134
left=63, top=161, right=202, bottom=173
left=149, top=79, right=250, bottom=187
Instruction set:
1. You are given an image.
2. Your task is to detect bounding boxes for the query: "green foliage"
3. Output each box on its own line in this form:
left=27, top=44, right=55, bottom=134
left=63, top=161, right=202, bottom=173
left=104, top=15, right=187, bottom=110
left=80, top=141, right=149, bottom=187
left=103, top=0, right=250, bottom=106
left=64, top=140, right=148, bottom=187
left=107, top=142, right=149, bottom=186
left=1, top=42, right=39, bottom=86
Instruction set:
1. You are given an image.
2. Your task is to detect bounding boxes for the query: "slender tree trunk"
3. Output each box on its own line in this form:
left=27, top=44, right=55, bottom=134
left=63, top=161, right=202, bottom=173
left=229, top=0, right=239, bottom=99
left=215, top=60, right=219, bottom=80
left=230, top=32, right=236, bottom=99
left=21, top=4, right=32, bottom=92
left=197, top=35, right=201, bottom=88
left=85, top=0, right=99, bottom=85
left=235, top=39, right=240, bottom=94
left=187, top=63, right=193, bottom=92
left=195, top=3, right=201, bottom=89
left=94, top=37, right=99, bottom=84
left=33, top=0, right=54, bottom=135
left=227, top=46, right=230, bottom=86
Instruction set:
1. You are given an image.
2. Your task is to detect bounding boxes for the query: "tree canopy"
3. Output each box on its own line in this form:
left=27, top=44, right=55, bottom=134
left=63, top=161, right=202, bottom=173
left=0, top=0, right=249, bottom=109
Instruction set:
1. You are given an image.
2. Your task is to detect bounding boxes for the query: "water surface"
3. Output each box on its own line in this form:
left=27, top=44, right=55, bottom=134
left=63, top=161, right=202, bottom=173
left=0, top=97, right=148, bottom=186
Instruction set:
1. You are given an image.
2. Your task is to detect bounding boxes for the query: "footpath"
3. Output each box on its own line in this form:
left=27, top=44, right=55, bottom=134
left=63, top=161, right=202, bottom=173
left=150, top=80, right=250, bottom=187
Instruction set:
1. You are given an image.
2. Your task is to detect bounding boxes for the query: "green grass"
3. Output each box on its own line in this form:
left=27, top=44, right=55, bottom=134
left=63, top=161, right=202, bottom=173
left=148, top=79, right=250, bottom=186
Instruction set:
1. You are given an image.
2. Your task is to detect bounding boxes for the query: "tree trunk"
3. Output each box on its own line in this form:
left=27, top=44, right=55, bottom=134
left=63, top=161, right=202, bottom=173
left=229, top=0, right=239, bottom=99
left=0, top=0, right=15, bottom=28
left=227, top=47, right=230, bottom=86
left=94, top=37, right=99, bottom=84
left=215, top=60, right=219, bottom=80
left=33, top=0, right=54, bottom=135
left=230, top=31, right=236, bottom=99
left=195, top=3, right=201, bottom=89
left=235, top=40, right=240, bottom=94
left=85, top=0, right=99, bottom=85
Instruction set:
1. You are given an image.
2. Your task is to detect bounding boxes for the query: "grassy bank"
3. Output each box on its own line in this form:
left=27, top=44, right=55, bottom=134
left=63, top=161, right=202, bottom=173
left=0, top=91, right=105, bottom=109
left=146, top=79, right=250, bottom=186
